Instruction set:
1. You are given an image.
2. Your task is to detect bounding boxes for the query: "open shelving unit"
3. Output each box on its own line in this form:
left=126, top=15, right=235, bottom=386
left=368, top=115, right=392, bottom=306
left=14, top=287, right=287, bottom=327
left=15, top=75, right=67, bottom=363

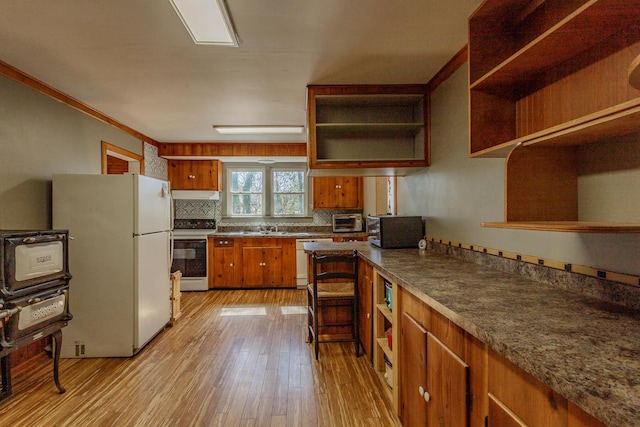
left=372, top=269, right=398, bottom=408
left=307, top=85, right=430, bottom=176
left=468, top=0, right=640, bottom=233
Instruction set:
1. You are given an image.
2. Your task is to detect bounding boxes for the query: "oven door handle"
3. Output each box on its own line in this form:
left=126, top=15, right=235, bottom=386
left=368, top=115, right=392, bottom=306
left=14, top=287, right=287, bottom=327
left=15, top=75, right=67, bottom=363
left=21, top=234, right=65, bottom=244
left=0, top=307, right=22, bottom=348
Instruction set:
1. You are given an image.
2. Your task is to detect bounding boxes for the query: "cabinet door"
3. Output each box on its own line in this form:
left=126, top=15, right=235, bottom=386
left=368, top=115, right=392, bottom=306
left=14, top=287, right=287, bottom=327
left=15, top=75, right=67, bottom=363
left=211, top=247, right=236, bottom=288
left=312, top=177, right=335, bottom=209
left=312, top=177, right=363, bottom=209
left=400, top=312, right=428, bottom=427
left=189, top=160, right=221, bottom=190
left=168, top=160, right=221, bottom=190
left=358, top=261, right=374, bottom=359
left=168, top=160, right=194, bottom=189
left=335, top=176, right=362, bottom=209
left=427, top=332, right=469, bottom=427
left=261, top=246, right=282, bottom=287
left=241, top=245, right=282, bottom=288
left=242, top=247, right=264, bottom=287
left=488, top=393, right=527, bottom=427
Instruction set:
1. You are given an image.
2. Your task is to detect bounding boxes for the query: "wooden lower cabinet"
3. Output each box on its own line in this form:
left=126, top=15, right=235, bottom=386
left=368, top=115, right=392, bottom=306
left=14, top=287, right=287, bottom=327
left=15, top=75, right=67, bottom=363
left=240, top=238, right=296, bottom=288
left=400, top=312, right=428, bottom=426
left=487, top=350, right=605, bottom=427
left=399, top=310, right=470, bottom=427
left=396, top=286, right=606, bottom=426
left=398, top=286, right=486, bottom=426
left=210, top=237, right=296, bottom=289
left=358, top=260, right=374, bottom=360
left=242, top=245, right=282, bottom=287
left=333, top=235, right=367, bottom=242
left=209, top=237, right=240, bottom=289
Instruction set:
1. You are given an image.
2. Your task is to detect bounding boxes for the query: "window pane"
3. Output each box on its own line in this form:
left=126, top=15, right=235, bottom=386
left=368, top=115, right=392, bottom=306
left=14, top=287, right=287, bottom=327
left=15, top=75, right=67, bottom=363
left=231, top=171, right=263, bottom=193
left=274, top=194, right=304, bottom=216
left=231, top=194, right=262, bottom=215
left=273, top=171, right=304, bottom=193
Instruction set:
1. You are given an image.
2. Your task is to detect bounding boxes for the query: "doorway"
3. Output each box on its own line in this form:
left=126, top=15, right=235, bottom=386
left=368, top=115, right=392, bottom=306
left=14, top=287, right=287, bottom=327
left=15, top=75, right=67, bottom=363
left=101, top=141, right=144, bottom=175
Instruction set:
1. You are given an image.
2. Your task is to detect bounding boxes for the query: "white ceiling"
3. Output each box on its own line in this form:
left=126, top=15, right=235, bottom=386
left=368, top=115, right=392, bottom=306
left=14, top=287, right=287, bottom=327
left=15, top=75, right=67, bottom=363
left=0, top=0, right=481, bottom=143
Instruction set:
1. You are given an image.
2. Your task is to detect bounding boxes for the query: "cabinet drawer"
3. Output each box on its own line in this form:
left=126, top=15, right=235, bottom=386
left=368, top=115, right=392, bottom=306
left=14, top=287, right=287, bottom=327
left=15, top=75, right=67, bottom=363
left=213, top=238, right=234, bottom=247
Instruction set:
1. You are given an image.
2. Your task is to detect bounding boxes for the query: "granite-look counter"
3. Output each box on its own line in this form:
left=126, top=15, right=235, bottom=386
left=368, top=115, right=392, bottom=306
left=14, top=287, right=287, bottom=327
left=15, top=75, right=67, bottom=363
left=209, top=231, right=367, bottom=239
left=303, top=241, right=640, bottom=427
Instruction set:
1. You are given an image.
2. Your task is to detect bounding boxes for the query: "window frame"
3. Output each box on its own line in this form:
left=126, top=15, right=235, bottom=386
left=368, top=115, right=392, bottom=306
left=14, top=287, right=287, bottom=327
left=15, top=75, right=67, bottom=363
left=225, top=163, right=309, bottom=219
left=226, top=166, right=265, bottom=217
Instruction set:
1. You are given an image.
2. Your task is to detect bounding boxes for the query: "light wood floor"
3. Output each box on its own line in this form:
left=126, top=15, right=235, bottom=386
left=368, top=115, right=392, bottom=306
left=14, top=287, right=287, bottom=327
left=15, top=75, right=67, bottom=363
left=0, top=289, right=399, bottom=426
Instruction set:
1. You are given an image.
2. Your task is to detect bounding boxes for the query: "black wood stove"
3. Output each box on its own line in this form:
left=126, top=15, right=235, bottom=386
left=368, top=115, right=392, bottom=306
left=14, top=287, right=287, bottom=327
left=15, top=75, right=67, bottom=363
left=0, top=229, right=72, bottom=400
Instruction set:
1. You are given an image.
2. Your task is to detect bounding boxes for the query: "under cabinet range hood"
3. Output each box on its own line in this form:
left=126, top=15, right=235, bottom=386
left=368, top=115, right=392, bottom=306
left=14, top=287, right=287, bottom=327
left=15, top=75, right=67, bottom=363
left=171, top=190, right=220, bottom=200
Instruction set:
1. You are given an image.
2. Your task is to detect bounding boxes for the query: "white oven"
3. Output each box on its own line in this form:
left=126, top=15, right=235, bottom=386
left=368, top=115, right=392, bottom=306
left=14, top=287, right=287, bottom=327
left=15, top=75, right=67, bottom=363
left=171, top=229, right=210, bottom=291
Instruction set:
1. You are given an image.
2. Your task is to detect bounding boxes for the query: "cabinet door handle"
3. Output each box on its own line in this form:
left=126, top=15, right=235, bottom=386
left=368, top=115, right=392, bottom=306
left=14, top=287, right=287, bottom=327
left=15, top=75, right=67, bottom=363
left=188, top=174, right=196, bottom=179
left=229, top=263, right=234, bottom=267
left=423, top=390, right=430, bottom=403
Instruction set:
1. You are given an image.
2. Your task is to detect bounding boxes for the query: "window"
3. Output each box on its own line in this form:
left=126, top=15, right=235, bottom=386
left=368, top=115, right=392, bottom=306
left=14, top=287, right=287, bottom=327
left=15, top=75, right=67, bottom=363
left=229, top=168, right=264, bottom=216
left=273, top=169, right=305, bottom=216
left=226, top=164, right=307, bottom=217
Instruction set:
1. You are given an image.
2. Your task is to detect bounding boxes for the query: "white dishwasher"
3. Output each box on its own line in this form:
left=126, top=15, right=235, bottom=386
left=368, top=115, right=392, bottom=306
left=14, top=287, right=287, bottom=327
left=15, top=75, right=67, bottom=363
left=295, top=238, right=333, bottom=289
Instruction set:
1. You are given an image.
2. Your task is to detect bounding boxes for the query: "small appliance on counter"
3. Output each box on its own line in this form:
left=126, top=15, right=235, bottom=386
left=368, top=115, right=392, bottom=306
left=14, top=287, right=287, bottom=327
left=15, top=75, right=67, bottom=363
left=332, top=213, right=363, bottom=233
left=367, top=215, right=423, bottom=249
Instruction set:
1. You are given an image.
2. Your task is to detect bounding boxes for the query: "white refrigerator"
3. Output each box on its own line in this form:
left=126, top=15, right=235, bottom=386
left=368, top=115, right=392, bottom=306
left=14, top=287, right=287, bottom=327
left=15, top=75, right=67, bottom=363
left=53, top=173, right=172, bottom=357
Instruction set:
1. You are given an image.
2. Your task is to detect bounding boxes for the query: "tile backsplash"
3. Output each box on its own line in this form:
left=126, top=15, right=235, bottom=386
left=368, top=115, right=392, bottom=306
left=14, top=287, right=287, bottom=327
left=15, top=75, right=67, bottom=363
left=173, top=199, right=357, bottom=227
left=174, top=200, right=219, bottom=220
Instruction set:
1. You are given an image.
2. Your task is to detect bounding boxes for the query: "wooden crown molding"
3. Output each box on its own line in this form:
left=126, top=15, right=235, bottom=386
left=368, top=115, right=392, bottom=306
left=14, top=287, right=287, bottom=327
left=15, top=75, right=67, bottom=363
left=0, top=60, right=158, bottom=147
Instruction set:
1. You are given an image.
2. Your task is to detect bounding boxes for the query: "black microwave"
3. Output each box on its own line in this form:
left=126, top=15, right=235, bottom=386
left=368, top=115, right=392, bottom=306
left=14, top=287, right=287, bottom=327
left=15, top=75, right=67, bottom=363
left=367, top=215, right=423, bottom=249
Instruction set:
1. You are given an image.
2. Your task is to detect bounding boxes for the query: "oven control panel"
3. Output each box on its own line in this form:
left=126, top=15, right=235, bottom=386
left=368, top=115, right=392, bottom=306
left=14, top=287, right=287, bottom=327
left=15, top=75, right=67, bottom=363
left=174, top=219, right=216, bottom=230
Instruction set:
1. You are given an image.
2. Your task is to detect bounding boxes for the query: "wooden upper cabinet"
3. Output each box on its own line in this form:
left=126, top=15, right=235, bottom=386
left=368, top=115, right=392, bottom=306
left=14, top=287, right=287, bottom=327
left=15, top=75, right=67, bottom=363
left=306, top=84, right=430, bottom=176
left=469, top=0, right=640, bottom=233
left=312, top=176, right=363, bottom=210
left=168, top=160, right=222, bottom=190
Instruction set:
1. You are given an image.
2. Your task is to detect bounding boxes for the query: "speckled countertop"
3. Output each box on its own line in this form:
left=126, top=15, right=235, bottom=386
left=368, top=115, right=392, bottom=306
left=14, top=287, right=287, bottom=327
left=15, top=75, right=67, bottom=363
left=303, top=241, right=640, bottom=427
left=209, top=231, right=366, bottom=239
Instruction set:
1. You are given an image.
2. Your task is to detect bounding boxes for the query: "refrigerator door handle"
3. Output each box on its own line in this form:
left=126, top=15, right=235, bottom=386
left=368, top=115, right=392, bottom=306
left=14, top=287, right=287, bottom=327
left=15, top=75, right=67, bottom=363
left=169, top=230, right=174, bottom=275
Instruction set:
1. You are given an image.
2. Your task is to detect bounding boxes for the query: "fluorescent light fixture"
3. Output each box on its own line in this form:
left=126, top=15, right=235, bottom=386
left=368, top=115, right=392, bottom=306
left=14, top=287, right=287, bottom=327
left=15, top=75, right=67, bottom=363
left=214, top=126, right=305, bottom=134
left=170, top=0, right=238, bottom=46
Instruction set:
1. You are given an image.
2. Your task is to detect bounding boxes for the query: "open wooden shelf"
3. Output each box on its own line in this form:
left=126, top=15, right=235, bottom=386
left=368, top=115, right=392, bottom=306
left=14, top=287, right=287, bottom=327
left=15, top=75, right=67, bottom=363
left=468, top=0, right=640, bottom=233
left=470, top=0, right=640, bottom=90
left=482, top=221, right=640, bottom=233
left=376, top=304, right=392, bottom=323
left=471, top=99, right=640, bottom=158
left=307, top=85, right=429, bottom=176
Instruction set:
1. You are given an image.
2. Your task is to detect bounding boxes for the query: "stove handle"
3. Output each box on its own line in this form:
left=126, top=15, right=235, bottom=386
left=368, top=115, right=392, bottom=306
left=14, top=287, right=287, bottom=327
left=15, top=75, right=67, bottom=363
left=22, top=234, right=66, bottom=244
left=0, top=307, right=22, bottom=348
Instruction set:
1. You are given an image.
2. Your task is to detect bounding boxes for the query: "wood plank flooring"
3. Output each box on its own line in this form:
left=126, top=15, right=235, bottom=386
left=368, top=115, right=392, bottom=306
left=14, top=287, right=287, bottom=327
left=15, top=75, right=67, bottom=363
left=0, top=289, right=399, bottom=426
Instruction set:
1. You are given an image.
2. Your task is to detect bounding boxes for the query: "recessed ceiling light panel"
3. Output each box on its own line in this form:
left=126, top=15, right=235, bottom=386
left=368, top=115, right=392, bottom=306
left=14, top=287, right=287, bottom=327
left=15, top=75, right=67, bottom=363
left=213, top=126, right=305, bottom=134
left=170, top=0, right=238, bottom=46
